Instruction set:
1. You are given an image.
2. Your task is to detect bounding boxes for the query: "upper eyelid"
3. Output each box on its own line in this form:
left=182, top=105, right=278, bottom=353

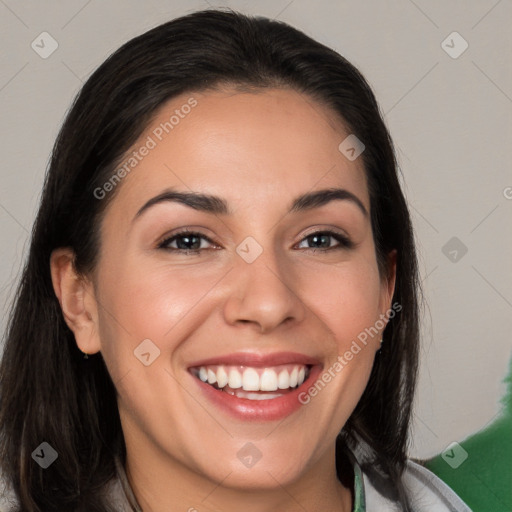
left=300, top=226, right=350, bottom=240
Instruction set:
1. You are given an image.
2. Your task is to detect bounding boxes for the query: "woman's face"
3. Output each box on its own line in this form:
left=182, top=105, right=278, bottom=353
left=83, top=88, right=395, bottom=490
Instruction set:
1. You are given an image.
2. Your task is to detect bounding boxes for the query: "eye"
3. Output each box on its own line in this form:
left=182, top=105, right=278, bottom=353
left=157, top=228, right=353, bottom=255
left=296, top=230, right=353, bottom=251
left=157, top=230, right=218, bottom=253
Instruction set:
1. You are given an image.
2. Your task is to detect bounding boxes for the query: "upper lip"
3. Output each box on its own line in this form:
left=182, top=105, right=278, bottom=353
left=188, top=351, right=322, bottom=369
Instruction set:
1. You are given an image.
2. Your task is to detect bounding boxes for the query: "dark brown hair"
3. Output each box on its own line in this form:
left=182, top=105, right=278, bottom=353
left=0, top=9, right=420, bottom=511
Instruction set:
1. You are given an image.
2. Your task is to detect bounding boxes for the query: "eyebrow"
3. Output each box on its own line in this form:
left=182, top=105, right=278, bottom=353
left=133, top=187, right=368, bottom=221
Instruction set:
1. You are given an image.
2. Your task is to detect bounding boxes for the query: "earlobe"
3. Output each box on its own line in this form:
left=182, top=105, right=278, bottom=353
left=49, top=248, right=101, bottom=355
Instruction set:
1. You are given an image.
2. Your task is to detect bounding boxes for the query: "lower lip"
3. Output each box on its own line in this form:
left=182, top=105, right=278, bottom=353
left=190, top=365, right=323, bottom=421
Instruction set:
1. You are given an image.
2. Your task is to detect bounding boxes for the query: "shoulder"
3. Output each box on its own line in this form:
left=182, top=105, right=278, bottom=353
left=0, top=472, right=131, bottom=512
left=363, top=459, right=473, bottom=511
left=0, top=472, right=18, bottom=512
left=101, top=475, right=136, bottom=511
left=402, top=460, right=473, bottom=511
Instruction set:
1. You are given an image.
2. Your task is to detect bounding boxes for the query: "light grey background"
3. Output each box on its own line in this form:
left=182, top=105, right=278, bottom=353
left=0, top=0, right=511, bottom=459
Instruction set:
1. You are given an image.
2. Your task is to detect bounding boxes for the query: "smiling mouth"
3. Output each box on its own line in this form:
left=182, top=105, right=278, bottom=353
left=189, top=364, right=312, bottom=400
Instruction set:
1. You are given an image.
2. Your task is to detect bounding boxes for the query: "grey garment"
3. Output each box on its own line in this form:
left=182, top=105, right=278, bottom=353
left=363, top=460, right=473, bottom=511
left=0, top=456, right=472, bottom=511
left=0, top=477, right=16, bottom=512
left=109, top=456, right=142, bottom=512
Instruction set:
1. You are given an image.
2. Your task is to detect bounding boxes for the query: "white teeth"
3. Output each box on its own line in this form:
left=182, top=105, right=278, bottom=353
left=242, top=368, right=260, bottom=391
left=207, top=368, right=217, bottom=385
left=216, top=366, right=229, bottom=388
left=228, top=368, right=242, bottom=389
left=298, top=366, right=306, bottom=386
left=260, top=369, right=278, bottom=391
left=277, top=369, right=290, bottom=389
left=289, top=367, right=298, bottom=387
left=198, top=367, right=208, bottom=382
left=194, top=364, right=310, bottom=393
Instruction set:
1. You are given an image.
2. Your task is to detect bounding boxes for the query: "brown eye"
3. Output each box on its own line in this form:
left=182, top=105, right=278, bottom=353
left=158, top=231, right=217, bottom=253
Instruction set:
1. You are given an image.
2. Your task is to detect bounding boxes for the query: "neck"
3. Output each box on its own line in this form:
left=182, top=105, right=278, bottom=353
left=123, top=441, right=353, bottom=512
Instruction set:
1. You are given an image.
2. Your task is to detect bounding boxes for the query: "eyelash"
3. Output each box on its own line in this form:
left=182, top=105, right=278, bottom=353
left=157, top=229, right=354, bottom=254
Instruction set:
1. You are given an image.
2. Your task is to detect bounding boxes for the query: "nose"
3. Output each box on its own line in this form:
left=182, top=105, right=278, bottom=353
left=222, top=245, right=306, bottom=334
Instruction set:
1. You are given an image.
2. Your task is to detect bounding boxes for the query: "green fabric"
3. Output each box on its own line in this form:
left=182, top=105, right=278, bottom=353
left=352, top=455, right=366, bottom=512
left=425, top=355, right=512, bottom=512
left=344, top=445, right=366, bottom=511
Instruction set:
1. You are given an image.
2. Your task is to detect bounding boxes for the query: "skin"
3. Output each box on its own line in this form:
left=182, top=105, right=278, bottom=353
left=51, top=87, right=396, bottom=512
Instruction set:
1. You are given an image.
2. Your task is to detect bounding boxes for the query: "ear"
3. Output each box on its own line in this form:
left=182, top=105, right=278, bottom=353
left=50, top=248, right=101, bottom=355
left=380, top=249, right=397, bottom=313
left=376, top=249, right=397, bottom=347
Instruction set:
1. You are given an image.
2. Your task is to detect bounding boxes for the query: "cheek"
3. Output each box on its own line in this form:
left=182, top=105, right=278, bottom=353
left=294, top=257, right=382, bottom=406
left=299, top=258, right=382, bottom=345
left=94, top=258, right=220, bottom=371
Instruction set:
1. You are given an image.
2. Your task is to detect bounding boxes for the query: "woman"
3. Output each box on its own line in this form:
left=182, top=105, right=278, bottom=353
left=0, top=9, right=472, bottom=512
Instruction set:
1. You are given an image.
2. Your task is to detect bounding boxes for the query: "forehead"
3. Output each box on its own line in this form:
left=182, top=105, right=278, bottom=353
left=105, top=87, right=369, bottom=220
